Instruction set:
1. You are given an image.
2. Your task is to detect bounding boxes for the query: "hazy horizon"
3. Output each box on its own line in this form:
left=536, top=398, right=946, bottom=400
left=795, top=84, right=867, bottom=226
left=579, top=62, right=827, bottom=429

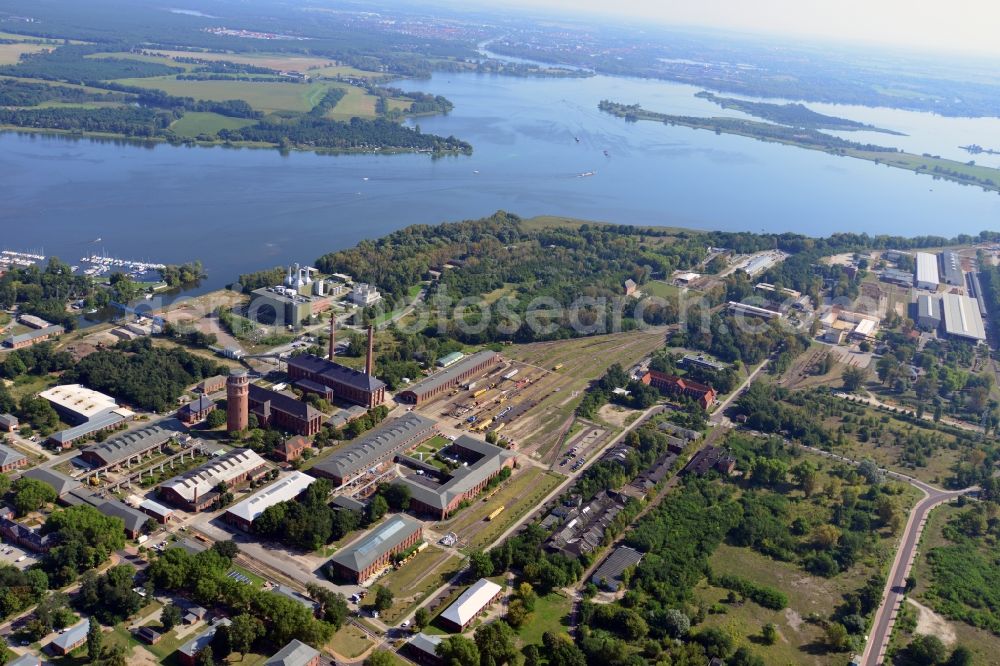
left=459, top=0, right=1000, bottom=58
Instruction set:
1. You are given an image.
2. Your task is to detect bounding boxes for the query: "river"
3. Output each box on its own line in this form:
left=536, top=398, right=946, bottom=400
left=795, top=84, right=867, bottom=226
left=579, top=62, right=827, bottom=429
left=2, top=71, right=999, bottom=296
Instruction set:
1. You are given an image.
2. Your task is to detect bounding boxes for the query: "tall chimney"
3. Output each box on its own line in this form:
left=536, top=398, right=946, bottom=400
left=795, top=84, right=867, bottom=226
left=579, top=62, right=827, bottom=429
left=328, top=316, right=336, bottom=361
left=365, top=325, right=375, bottom=376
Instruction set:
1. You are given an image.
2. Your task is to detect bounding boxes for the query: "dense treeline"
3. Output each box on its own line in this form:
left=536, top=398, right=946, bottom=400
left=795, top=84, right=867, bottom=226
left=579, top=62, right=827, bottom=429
left=694, top=91, right=900, bottom=133
left=254, top=479, right=359, bottom=551
left=147, top=542, right=337, bottom=647
left=0, top=79, right=124, bottom=106
left=0, top=106, right=175, bottom=137
left=0, top=257, right=100, bottom=329
left=63, top=337, right=225, bottom=412
left=217, top=116, right=472, bottom=154
left=575, top=363, right=659, bottom=419
left=41, top=505, right=126, bottom=587
left=0, top=44, right=181, bottom=81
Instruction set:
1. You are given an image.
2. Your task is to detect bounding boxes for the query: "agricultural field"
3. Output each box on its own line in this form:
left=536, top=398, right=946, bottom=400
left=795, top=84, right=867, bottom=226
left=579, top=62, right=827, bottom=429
left=0, top=42, right=51, bottom=64
left=310, top=64, right=389, bottom=80
left=324, top=83, right=379, bottom=120
left=170, top=111, right=257, bottom=137
left=110, top=76, right=336, bottom=113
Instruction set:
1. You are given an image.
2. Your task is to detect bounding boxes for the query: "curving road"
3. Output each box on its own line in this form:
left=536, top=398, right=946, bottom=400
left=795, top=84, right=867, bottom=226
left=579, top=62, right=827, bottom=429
left=796, top=444, right=976, bottom=665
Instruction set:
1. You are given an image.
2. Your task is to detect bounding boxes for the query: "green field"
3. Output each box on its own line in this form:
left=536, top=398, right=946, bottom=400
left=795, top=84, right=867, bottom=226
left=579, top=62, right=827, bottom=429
left=516, top=591, right=572, bottom=646
left=111, top=76, right=336, bottom=113
left=379, top=546, right=462, bottom=623
left=170, top=112, right=257, bottom=137
left=325, top=83, right=377, bottom=120
left=327, top=625, right=373, bottom=659
left=311, top=64, right=389, bottom=80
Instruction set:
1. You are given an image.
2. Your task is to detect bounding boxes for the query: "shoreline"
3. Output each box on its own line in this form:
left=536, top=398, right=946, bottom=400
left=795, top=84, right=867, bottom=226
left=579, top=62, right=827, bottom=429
left=599, top=103, right=1000, bottom=194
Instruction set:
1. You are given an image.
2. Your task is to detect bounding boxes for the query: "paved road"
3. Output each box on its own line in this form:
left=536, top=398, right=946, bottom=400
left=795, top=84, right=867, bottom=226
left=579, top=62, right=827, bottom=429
left=709, top=359, right=768, bottom=425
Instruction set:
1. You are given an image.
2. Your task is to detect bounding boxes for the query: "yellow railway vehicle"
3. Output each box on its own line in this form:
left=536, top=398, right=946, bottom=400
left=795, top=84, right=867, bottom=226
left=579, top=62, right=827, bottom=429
left=487, top=505, right=506, bottom=521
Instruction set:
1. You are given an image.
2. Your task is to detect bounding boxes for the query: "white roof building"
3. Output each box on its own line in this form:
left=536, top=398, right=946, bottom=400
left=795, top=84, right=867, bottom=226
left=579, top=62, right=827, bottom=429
left=941, top=293, right=986, bottom=342
left=39, top=384, right=119, bottom=421
left=914, top=252, right=940, bottom=290
left=440, top=578, right=503, bottom=630
left=351, top=283, right=382, bottom=306
left=224, top=471, right=315, bottom=527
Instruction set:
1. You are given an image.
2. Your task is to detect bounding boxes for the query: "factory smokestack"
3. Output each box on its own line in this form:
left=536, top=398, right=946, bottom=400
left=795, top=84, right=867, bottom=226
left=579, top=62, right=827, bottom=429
left=365, top=325, right=374, bottom=376
left=329, top=313, right=337, bottom=361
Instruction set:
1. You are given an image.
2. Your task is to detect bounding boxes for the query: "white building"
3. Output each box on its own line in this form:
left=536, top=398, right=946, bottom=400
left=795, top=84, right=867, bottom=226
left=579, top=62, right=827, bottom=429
left=224, top=471, right=315, bottom=530
left=914, top=252, right=940, bottom=290
left=39, top=384, right=120, bottom=422
left=440, top=578, right=504, bottom=631
left=351, top=283, right=382, bottom=306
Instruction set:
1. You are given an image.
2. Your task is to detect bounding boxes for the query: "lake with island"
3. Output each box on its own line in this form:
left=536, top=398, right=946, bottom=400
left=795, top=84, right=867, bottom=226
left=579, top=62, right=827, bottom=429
left=3, top=70, right=1000, bottom=295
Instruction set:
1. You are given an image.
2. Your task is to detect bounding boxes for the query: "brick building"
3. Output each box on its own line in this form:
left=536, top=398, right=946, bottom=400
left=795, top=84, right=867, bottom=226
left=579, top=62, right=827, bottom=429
left=639, top=370, right=717, bottom=409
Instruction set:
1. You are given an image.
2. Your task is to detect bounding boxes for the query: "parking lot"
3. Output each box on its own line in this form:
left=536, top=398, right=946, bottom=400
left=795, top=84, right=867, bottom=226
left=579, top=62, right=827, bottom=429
left=0, top=542, right=38, bottom=570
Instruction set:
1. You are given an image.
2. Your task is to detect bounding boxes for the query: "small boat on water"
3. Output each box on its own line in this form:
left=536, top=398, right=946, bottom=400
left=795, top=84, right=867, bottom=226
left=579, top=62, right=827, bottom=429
left=574, top=137, right=580, bottom=143
left=603, top=150, right=610, bottom=157
left=577, top=171, right=596, bottom=178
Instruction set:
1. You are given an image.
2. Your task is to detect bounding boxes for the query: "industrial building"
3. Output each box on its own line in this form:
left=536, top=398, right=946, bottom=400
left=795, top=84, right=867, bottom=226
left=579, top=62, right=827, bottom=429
left=0, top=443, right=27, bottom=473
left=439, top=578, right=504, bottom=632
left=939, top=251, right=963, bottom=286
left=248, top=384, right=325, bottom=436
left=350, top=282, right=382, bottom=306
left=916, top=295, right=941, bottom=330
left=80, top=424, right=178, bottom=469
left=287, top=322, right=385, bottom=409
left=159, top=448, right=269, bottom=512
left=310, top=413, right=438, bottom=487
left=179, top=395, right=216, bottom=425
left=0, top=413, right=18, bottom=432
left=272, top=435, right=311, bottom=463
left=22, top=468, right=81, bottom=498
left=265, top=640, right=320, bottom=666
left=639, top=371, right=716, bottom=409
left=49, top=621, right=88, bottom=656
left=196, top=375, right=227, bottom=395
left=591, top=546, right=644, bottom=591
left=437, top=351, right=465, bottom=368
left=139, top=498, right=175, bottom=524
left=396, top=350, right=502, bottom=405
left=403, top=633, right=443, bottom=666
left=249, top=286, right=333, bottom=328
left=396, top=436, right=517, bottom=520
left=727, top=301, right=782, bottom=320
left=40, top=384, right=135, bottom=449
left=328, top=514, right=423, bottom=583
left=223, top=471, right=315, bottom=531
left=679, top=354, right=728, bottom=372
left=915, top=252, right=940, bottom=290
left=3, top=324, right=64, bottom=349
left=880, top=268, right=914, bottom=287
left=941, top=293, right=987, bottom=343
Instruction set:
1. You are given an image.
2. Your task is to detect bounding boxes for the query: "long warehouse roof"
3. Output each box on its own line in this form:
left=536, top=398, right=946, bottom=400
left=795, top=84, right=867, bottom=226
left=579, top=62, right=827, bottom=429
left=400, top=350, right=500, bottom=398
left=311, top=413, right=436, bottom=482
left=330, top=514, right=422, bottom=573
left=440, top=578, right=503, bottom=627
left=225, top=471, right=315, bottom=524
left=942, top=293, right=986, bottom=341
left=915, top=252, right=940, bottom=287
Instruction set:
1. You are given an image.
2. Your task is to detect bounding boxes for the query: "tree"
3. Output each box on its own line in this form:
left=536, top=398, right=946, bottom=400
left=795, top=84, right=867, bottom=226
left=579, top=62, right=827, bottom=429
left=947, top=645, right=974, bottom=666
left=366, top=495, right=388, bottom=523
left=10, top=476, right=57, bottom=516
left=663, top=608, right=690, bottom=638
left=437, top=634, right=480, bottom=666
left=306, top=584, right=348, bottom=630
left=474, top=621, right=519, bottom=666
left=825, top=622, right=849, bottom=651
left=228, top=614, right=264, bottom=658
left=842, top=366, right=866, bottom=392
left=212, top=540, right=239, bottom=560
left=761, top=622, right=778, bottom=645
left=87, top=618, right=103, bottom=663
left=381, top=483, right=411, bottom=511
left=0, top=636, right=9, bottom=666
left=469, top=550, right=495, bottom=579
left=858, top=458, right=885, bottom=486
left=542, top=632, right=586, bottom=666
left=161, top=603, right=183, bottom=631
left=205, top=409, right=227, bottom=428
left=96, top=643, right=128, bottom=666
left=196, top=645, right=215, bottom=666
left=365, top=652, right=397, bottom=666
left=373, top=585, right=393, bottom=612
left=414, top=607, right=430, bottom=630
left=906, top=635, right=948, bottom=665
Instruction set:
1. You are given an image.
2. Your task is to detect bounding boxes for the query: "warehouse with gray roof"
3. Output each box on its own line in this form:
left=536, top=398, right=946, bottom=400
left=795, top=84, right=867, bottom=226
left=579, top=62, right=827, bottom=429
left=939, top=251, right=963, bottom=286
left=309, top=413, right=437, bottom=487
left=80, top=423, right=179, bottom=468
left=916, top=295, right=941, bottom=330
left=396, top=436, right=516, bottom=519
left=942, top=293, right=986, bottom=342
left=328, top=514, right=423, bottom=583
left=396, top=350, right=501, bottom=405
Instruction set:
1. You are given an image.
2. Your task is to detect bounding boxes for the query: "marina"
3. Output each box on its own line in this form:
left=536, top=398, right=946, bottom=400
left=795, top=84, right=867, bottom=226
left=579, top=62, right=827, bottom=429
left=0, top=250, right=46, bottom=270
left=78, top=254, right=167, bottom=278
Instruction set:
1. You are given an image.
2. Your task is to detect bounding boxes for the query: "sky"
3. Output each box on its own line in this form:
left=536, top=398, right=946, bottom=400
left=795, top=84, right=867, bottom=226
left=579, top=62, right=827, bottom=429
left=481, top=0, right=1000, bottom=57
